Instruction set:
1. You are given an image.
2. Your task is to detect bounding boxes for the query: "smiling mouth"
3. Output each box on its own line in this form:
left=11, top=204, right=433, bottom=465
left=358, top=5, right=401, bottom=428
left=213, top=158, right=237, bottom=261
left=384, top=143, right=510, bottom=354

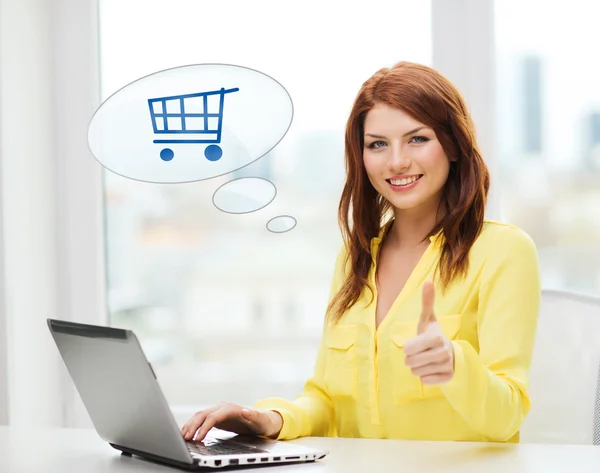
left=386, top=175, right=423, bottom=186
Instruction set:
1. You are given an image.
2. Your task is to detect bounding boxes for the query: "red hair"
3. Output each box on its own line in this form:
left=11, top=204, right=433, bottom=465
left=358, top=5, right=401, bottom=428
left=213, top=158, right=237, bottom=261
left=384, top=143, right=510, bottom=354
left=327, top=61, right=490, bottom=323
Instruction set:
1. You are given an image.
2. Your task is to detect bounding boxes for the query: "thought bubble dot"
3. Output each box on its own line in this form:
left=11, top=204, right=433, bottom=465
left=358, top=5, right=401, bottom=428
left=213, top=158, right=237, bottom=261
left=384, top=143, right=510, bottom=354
left=212, top=177, right=276, bottom=214
left=266, top=215, right=297, bottom=233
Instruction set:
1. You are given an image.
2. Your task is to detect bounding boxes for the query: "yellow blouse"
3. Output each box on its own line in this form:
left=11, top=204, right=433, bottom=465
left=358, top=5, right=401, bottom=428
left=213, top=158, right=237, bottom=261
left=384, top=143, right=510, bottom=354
left=254, top=220, right=541, bottom=443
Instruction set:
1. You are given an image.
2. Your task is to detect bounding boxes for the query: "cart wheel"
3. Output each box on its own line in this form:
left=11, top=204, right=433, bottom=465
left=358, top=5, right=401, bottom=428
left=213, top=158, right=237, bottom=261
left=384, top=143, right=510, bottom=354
left=160, top=148, right=174, bottom=161
left=205, top=145, right=222, bottom=161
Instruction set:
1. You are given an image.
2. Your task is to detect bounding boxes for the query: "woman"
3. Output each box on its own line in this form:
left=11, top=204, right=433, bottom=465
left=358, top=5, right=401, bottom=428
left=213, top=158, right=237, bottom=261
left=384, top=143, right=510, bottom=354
left=181, top=61, right=541, bottom=444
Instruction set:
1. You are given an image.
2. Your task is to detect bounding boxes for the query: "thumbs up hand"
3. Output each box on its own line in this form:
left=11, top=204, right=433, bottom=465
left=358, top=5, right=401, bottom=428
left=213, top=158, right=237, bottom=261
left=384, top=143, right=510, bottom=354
left=403, top=282, right=455, bottom=385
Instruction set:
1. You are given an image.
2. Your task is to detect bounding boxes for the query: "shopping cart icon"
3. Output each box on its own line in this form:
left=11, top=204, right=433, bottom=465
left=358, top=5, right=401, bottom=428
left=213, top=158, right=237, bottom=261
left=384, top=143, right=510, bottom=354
left=147, top=87, right=239, bottom=162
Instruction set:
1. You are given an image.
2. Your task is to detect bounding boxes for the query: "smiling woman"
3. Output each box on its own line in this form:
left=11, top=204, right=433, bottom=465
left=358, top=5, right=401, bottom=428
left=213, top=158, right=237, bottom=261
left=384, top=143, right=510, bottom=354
left=183, top=62, right=541, bottom=444
left=331, top=61, right=491, bottom=325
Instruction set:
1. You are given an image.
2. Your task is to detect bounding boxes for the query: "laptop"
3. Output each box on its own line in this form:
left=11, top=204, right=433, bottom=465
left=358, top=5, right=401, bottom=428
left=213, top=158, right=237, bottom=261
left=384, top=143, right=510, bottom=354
left=47, top=318, right=328, bottom=470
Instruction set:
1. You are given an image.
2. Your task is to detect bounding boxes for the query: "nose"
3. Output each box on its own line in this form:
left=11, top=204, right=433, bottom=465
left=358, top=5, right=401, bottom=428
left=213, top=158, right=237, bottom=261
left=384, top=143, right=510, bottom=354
left=390, top=145, right=411, bottom=171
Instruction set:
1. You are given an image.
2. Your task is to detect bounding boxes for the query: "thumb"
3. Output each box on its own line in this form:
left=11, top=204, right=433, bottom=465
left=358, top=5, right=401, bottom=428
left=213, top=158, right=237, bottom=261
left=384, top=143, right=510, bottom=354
left=418, top=281, right=436, bottom=334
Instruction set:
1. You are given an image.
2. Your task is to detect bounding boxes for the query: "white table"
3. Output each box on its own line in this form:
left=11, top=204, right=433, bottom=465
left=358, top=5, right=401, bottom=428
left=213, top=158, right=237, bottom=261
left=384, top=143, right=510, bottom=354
left=2, top=426, right=600, bottom=472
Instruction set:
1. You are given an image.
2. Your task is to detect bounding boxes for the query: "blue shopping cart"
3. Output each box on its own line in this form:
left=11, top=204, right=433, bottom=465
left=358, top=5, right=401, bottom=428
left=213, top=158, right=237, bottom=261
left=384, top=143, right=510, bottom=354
left=147, top=87, right=239, bottom=162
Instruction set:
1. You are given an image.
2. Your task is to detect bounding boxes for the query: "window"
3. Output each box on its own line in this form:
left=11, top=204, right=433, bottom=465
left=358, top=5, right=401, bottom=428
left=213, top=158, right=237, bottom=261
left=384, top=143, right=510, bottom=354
left=494, top=0, right=600, bottom=294
left=99, top=0, right=432, bottom=409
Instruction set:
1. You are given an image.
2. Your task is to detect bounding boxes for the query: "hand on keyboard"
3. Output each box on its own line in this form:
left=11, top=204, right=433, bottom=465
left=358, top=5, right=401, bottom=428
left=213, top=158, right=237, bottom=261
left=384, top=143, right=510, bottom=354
left=181, top=401, right=283, bottom=443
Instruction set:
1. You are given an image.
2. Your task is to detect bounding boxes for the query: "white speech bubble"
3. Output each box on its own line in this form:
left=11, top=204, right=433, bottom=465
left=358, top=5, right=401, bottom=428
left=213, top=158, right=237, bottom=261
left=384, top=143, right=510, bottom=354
left=212, top=177, right=277, bottom=214
left=266, top=215, right=297, bottom=233
left=88, top=64, right=293, bottom=183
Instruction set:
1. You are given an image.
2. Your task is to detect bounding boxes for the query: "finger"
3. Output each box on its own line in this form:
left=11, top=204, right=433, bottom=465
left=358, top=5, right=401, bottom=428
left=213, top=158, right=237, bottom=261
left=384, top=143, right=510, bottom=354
left=405, top=346, right=451, bottom=369
left=183, top=412, right=212, bottom=440
left=418, top=281, right=436, bottom=330
left=409, top=360, right=451, bottom=378
left=182, top=403, right=224, bottom=440
left=421, top=373, right=453, bottom=385
left=185, top=401, right=232, bottom=440
left=403, top=332, right=445, bottom=356
left=181, top=403, right=223, bottom=438
left=193, top=406, right=235, bottom=442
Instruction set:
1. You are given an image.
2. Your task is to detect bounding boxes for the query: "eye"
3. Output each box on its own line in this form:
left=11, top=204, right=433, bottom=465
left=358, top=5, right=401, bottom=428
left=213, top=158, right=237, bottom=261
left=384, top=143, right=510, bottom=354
left=409, top=135, right=429, bottom=144
left=367, top=140, right=386, bottom=149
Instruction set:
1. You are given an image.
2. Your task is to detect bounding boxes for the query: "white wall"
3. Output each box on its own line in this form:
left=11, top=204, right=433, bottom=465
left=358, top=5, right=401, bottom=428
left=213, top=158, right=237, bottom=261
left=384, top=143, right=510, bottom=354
left=1, top=0, right=62, bottom=428
left=0, top=0, right=106, bottom=427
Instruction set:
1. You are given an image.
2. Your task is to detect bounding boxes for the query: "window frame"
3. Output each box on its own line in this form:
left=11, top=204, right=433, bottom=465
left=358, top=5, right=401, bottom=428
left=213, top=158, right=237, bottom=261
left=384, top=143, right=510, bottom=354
left=0, top=0, right=106, bottom=428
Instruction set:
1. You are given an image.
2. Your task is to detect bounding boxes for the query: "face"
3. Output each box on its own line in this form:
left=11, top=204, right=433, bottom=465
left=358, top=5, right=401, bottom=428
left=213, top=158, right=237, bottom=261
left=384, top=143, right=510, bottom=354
left=362, top=103, right=453, bottom=216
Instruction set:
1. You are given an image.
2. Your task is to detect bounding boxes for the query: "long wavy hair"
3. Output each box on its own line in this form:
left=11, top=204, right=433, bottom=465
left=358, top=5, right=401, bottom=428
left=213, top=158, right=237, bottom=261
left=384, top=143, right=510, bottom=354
left=326, top=61, right=490, bottom=324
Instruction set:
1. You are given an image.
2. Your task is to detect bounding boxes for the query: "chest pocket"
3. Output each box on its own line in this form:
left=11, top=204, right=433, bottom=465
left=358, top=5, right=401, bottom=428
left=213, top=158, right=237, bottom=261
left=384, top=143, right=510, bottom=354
left=324, top=324, right=358, bottom=400
left=390, top=314, right=462, bottom=403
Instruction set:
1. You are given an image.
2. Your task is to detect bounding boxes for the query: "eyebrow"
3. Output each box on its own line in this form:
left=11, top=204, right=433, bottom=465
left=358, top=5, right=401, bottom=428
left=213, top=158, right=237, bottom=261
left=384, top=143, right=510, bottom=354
left=365, top=126, right=429, bottom=139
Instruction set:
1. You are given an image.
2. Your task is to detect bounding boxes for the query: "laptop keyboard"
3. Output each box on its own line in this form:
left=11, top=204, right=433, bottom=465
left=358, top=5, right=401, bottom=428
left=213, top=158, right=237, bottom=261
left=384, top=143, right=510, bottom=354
left=186, top=439, right=269, bottom=456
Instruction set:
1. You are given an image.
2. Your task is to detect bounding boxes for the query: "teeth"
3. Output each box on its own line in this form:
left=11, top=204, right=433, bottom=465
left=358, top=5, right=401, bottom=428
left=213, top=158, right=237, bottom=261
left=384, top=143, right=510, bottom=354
left=390, top=176, right=419, bottom=186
